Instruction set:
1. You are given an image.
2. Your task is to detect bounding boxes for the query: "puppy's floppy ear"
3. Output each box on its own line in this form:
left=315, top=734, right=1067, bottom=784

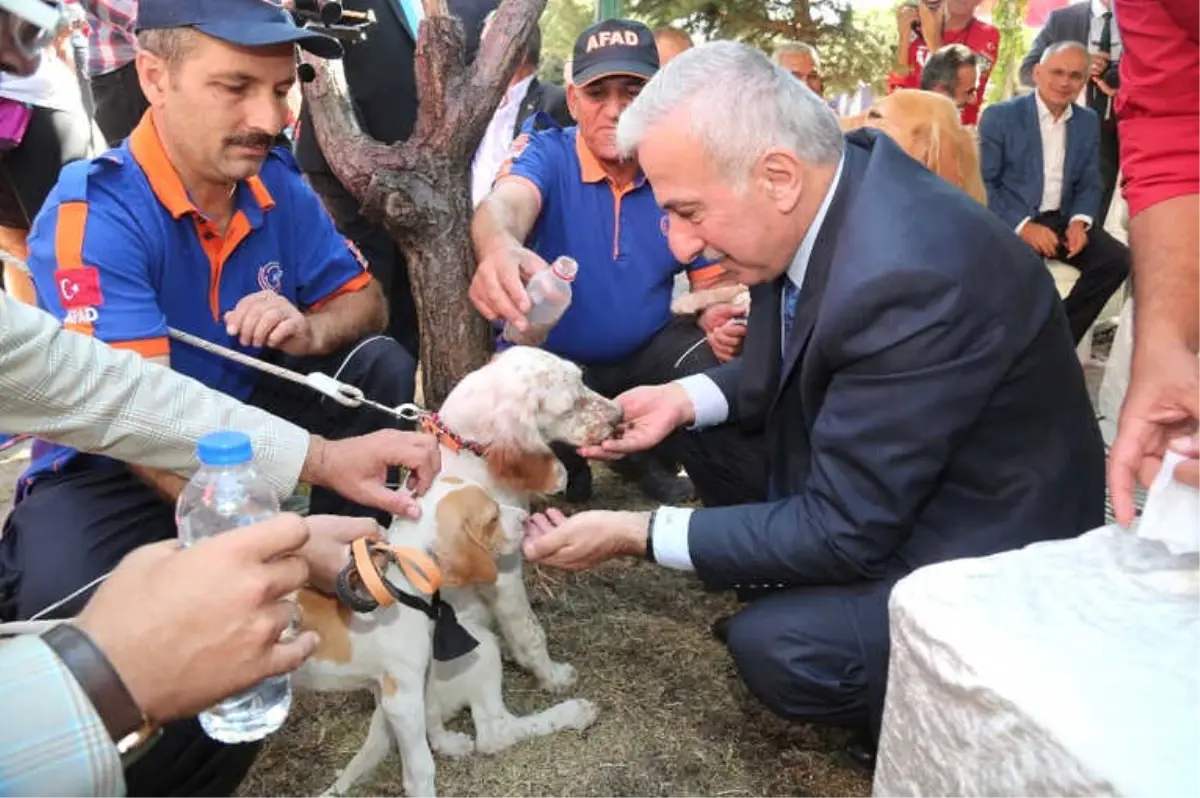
left=434, top=485, right=502, bottom=587
left=486, top=444, right=562, bottom=494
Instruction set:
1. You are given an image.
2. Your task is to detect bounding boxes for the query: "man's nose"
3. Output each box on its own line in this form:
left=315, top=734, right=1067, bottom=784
left=667, top=221, right=704, bottom=264
left=246, top=97, right=288, bottom=136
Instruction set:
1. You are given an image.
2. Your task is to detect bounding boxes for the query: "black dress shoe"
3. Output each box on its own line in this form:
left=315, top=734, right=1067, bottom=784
left=710, top=614, right=732, bottom=644
left=638, top=464, right=696, bottom=504
left=845, top=731, right=877, bottom=772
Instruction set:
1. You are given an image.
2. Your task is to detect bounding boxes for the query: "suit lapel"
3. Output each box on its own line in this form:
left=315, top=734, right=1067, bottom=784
left=382, top=0, right=417, bottom=43
left=737, top=280, right=781, bottom=424
left=514, top=78, right=539, bottom=137
left=1025, top=95, right=1045, bottom=210
left=769, top=139, right=864, bottom=411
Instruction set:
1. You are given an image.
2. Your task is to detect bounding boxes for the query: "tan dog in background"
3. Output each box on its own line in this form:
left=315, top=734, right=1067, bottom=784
left=675, top=89, right=987, bottom=319
left=841, top=88, right=987, bottom=205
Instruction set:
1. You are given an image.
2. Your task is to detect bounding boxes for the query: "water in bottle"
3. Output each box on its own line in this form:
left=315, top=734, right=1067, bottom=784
left=177, top=430, right=292, bottom=744
left=502, top=255, right=578, bottom=346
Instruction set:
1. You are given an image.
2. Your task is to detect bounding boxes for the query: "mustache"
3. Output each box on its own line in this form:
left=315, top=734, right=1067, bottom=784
left=224, top=132, right=274, bottom=150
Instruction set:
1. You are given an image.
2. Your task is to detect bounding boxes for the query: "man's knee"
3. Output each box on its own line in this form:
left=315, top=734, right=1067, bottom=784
left=724, top=595, right=872, bottom=728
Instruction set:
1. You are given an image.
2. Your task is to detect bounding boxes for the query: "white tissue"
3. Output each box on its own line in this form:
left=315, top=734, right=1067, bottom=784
left=1134, top=449, right=1200, bottom=556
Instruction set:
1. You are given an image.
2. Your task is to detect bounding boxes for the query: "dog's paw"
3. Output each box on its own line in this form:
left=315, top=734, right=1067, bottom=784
left=540, top=661, right=577, bottom=692
left=563, top=698, right=599, bottom=730
left=430, top=730, right=475, bottom=759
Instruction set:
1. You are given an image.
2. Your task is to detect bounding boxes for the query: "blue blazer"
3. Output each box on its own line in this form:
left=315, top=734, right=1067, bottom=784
left=978, top=93, right=1104, bottom=229
left=687, top=129, right=1104, bottom=593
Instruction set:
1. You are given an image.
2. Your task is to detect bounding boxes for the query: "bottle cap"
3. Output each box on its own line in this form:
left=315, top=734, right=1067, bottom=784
left=196, top=431, right=253, bottom=466
left=550, top=256, right=578, bottom=282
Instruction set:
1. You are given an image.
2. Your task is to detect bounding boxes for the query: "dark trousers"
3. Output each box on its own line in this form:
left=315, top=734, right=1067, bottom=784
left=0, top=335, right=414, bottom=796
left=723, top=579, right=894, bottom=742
left=1038, top=210, right=1130, bottom=344
left=305, top=172, right=421, bottom=358
left=1096, top=120, right=1120, bottom=230
left=566, top=317, right=768, bottom=508
left=90, top=61, right=149, bottom=149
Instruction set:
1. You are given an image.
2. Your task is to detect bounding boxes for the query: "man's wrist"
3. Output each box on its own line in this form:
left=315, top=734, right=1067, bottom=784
left=299, top=435, right=330, bottom=487
left=620, top=511, right=652, bottom=558
left=667, top=382, right=697, bottom=427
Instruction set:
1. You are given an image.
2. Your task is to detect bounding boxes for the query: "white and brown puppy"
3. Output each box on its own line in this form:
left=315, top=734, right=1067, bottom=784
left=293, top=347, right=623, bottom=797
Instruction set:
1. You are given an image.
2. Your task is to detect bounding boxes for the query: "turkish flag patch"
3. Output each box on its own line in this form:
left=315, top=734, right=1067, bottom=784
left=54, top=267, right=104, bottom=309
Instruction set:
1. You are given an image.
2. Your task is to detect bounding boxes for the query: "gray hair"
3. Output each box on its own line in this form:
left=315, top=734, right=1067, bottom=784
left=616, top=41, right=843, bottom=187
left=773, top=41, right=821, bottom=70
left=1040, top=40, right=1087, bottom=64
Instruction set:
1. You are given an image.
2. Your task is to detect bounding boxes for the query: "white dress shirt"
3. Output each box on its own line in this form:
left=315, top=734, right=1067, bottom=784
left=1015, top=94, right=1093, bottom=234
left=471, top=74, right=536, bottom=207
left=652, top=154, right=846, bottom=571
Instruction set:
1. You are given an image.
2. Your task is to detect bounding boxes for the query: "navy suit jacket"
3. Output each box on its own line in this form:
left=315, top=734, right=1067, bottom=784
left=686, top=130, right=1105, bottom=591
left=978, top=93, right=1105, bottom=229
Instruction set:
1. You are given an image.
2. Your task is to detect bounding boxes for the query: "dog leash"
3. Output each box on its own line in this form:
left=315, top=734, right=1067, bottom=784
left=166, top=327, right=425, bottom=425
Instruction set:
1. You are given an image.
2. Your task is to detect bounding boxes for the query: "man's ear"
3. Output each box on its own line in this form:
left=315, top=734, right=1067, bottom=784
left=434, top=486, right=502, bottom=587
left=135, top=50, right=169, bottom=108
left=566, top=81, right=580, bottom=121
left=755, top=149, right=804, bottom=213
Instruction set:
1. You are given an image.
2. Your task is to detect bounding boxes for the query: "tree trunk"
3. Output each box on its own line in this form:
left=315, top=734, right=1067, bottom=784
left=299, top=0, right=548, bottom=406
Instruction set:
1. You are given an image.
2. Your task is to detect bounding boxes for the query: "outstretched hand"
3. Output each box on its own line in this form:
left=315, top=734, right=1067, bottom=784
left=304, top=430, right=441, bottom=519
left=577, top=384, right=696, bottom=460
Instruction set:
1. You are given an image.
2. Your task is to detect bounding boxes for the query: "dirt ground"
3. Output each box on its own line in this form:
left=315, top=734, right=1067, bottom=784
left=0, top=354, right=1114, bottom=798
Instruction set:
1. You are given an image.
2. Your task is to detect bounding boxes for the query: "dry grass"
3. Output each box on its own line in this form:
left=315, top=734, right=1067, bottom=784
left=238, top=465, right=873, bottom=798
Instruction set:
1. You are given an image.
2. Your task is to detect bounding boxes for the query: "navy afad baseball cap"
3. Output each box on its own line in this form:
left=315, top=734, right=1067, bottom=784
left=136, top=0, right=343, bottom=59
left=571, top=18, right=658, bottom=87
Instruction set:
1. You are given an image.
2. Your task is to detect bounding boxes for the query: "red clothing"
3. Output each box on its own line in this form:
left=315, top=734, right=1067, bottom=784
left=1114, top=0, right=1200, bottom=218
left=887, top=18, right=1000, bottom=126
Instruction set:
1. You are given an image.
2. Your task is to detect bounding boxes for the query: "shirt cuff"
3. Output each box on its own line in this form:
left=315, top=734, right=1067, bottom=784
left=651, top=506, right=695, bottom=571
left=1015, top=216, right=1032, bottom=234
left=674, top=374, right=729, bottom=429
left=1069, top=214, right=1093, bottom=229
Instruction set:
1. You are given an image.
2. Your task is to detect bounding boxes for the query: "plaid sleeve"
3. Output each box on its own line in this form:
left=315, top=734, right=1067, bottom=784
left=0, top=293, right=310, bottom=499
left=0, top=635, right=125, bottom=796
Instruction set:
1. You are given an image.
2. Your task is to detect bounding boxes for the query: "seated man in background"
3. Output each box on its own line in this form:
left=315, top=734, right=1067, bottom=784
left=920, top=43, right=980, bottom=113
left=470, top=18, right=765, bottom=507
left=979, top=41, right=1129, bottom=345
left=7, top=0, right=417, bottom=688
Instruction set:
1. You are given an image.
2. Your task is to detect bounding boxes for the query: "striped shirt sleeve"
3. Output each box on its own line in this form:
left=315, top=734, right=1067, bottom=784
left=0, top=635, right=124, bottom=796
left=0, top=294, right=309, bottom=498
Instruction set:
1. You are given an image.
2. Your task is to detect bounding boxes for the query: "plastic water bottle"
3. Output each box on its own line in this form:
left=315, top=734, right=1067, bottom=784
left=176, top=431, right=292, bottom=744
left=502, top=256, right=578, bottom=346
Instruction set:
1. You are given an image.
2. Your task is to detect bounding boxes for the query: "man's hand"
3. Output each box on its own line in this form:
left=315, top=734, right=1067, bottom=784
left=302, top=431, right=441, bottom=519
left=1089, top=52, right=1110, bottom=77
left=300, top=515, right=383, bottom=594
left=468, top=244, right=549, bottom=332
left=698, top=303, right=747, bottom=362
left=577, top=383, right=695, bottom=460
left=522, top=508, right=649, bottom=571
left=896, top=4, right=919, bottom=38
left=1019, top=221, right=1060, bottom=257
left=75, top=515, right=317, bottom=723
left=224, top=290, right=317, bottom=356
left=1065, top=220, right=1089, bottom=258
left=1109, top=338, right=1200, bottom=526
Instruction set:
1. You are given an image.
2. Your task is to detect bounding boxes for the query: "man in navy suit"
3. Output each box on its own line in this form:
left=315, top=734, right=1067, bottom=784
left=979, top=41, right=1129, bottom=345
left=507, top=42, right=1106, bottom=763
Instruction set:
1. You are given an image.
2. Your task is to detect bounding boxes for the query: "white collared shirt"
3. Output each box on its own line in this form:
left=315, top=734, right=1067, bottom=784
left=471, top=74, right=536, bottom=207
left=655, top=153, right=847, bottom=572
left=1088, top=0, right=1121, bottom=61
left=1015, top=94, right=1092, bottom=233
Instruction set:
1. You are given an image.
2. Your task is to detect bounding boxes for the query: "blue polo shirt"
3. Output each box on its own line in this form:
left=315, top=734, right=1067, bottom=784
left=495, top=116, right=722, bottom=365
left=18, top=113, right=372, bottom=493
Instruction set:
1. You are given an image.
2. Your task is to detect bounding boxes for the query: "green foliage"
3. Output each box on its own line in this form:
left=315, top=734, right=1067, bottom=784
left=985, top=0, right=1029, bottom=104
left=815, top=6, right=896, bottom=96
left=537, top=0, right=597, bottom=84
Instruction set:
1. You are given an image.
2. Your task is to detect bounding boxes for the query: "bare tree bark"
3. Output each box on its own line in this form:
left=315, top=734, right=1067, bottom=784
left=299, top=0, right=548, bottom=406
